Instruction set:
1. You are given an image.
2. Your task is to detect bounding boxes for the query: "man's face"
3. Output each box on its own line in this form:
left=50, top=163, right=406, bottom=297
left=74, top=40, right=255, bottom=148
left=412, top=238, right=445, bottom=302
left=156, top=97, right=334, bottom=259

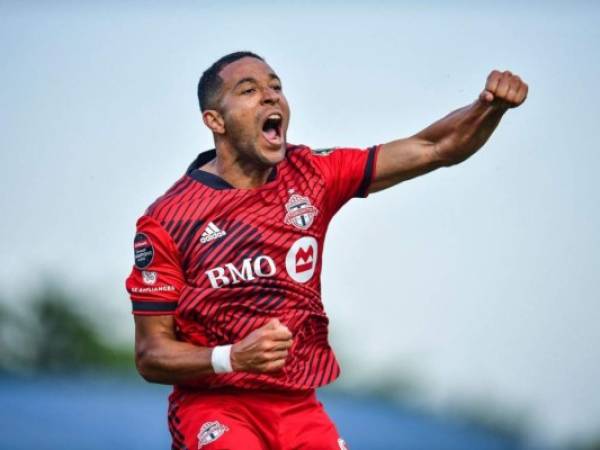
left=214, top=57, right=290, bottom=167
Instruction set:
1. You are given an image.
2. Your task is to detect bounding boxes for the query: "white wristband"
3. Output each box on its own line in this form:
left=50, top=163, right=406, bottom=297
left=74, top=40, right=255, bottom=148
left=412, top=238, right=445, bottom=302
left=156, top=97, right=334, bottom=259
left=211, top=345, right=233, bottom=373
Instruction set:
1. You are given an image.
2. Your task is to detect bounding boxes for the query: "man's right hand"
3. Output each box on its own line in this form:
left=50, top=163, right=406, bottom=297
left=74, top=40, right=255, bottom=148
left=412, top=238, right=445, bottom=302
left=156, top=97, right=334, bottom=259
left=230, top=318, right=293, bottom=373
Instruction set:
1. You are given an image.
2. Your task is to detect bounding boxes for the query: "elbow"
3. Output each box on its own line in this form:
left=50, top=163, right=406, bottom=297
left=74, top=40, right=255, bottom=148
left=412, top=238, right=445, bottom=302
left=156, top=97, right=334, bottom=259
left=135, top=344, right=163, bottom=383
left=135, top=348, right=154, bottom=382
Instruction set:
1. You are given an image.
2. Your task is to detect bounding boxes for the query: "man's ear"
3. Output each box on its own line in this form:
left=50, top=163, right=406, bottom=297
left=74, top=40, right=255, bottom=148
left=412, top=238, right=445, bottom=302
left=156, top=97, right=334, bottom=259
left=202, top=109, right=226, bottom=135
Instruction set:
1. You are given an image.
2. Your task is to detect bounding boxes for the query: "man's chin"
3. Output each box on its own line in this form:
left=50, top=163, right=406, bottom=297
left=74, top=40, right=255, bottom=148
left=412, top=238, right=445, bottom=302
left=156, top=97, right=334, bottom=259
left=259, top=142, right=286, bottom=166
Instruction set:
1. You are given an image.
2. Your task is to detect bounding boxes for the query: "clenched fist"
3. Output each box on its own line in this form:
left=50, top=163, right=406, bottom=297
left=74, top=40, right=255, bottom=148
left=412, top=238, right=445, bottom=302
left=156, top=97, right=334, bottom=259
left=230, top=318, right=293, bottom=373
left=480, top=70, right=528, bottom=108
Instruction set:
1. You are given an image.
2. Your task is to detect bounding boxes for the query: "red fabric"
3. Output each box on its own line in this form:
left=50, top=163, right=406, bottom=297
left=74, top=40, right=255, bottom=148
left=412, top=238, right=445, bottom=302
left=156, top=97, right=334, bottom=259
left=310, top=145, right=380, bottom=213
left=168, top=388, right=347, bottom=450
left=125, top=216, right=185, bottom=314
left=124, top=144, right=380, bottom=391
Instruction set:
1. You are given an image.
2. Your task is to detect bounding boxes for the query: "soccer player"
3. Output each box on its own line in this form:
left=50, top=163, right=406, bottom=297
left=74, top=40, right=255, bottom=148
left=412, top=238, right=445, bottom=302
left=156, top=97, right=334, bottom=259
left=126, top=51, right=527, bottom=449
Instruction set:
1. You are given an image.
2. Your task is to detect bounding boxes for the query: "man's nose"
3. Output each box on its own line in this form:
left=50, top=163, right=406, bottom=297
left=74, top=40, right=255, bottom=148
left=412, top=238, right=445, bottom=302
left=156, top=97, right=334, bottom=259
left=261, top=87, right=279, bottom=105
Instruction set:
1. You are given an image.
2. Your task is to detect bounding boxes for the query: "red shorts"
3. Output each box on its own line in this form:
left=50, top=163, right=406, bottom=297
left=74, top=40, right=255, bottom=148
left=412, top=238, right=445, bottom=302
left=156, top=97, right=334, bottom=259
left=168, top=388, right=348, bottom=450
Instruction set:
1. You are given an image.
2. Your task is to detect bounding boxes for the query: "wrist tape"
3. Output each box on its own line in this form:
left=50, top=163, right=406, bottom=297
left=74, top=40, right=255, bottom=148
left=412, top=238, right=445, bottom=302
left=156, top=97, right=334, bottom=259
left=211, top=345, right=233, bottom=373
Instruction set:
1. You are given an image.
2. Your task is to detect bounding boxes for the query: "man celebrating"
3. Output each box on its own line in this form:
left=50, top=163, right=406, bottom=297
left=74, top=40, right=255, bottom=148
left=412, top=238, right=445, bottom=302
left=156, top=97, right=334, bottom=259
left=126, top=51, right=527, bottom=449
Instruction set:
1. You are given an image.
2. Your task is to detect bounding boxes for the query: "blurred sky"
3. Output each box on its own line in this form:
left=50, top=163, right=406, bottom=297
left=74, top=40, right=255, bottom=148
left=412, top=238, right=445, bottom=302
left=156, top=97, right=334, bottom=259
left=1, top=0, right=599, bottom=446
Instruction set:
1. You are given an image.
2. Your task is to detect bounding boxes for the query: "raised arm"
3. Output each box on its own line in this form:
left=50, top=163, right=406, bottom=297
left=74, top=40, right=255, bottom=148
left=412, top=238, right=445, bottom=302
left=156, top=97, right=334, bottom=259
left=134, top=315, right=294, bottom=384
left=369, top=70, right=528, bottom=193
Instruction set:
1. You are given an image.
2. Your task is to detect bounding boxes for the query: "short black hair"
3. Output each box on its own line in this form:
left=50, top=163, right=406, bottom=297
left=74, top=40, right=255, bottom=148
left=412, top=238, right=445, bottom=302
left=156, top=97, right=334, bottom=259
left=197, top=51, right=265, bottom=112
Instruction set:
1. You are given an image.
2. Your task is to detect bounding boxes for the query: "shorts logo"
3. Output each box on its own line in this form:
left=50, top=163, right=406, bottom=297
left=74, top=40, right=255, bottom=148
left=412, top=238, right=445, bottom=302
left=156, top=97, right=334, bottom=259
left=197, top=421, right=229, bottom=448
left=338, top=438, right=348, bottom=449
left=285, top=237, right=318, bottom=283
left=133, top=233, right=154, bottom=269
left=141, top=270, right=157, bottom=285
left=284, top=191, right=318, bottom=230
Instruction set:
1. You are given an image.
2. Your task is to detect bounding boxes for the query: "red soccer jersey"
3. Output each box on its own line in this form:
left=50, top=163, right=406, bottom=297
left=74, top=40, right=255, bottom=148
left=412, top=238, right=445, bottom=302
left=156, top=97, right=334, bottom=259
left=126, top=144, right=380, bottom=391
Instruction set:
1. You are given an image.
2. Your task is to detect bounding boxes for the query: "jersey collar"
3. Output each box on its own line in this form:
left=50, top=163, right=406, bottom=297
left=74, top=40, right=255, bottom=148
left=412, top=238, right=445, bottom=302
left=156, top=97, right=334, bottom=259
left=186, top=149, right=278, bottom=190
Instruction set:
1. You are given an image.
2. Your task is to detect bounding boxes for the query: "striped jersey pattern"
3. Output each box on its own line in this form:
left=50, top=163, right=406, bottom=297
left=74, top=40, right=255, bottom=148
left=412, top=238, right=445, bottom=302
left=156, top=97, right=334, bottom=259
left=126, top=143, right=379, bottom=391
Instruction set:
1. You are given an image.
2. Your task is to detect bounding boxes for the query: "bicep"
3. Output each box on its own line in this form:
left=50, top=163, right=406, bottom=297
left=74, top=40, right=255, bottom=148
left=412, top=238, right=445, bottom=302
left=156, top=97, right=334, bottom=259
left=134, top=315, right=176, bottom=355
left=369, top=137, right=440, bottom=193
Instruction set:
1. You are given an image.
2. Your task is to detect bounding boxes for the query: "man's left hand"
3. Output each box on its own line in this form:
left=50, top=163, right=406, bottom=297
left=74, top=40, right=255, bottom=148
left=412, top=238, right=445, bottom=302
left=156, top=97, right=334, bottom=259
left=479, top=70, right=528, bottom=109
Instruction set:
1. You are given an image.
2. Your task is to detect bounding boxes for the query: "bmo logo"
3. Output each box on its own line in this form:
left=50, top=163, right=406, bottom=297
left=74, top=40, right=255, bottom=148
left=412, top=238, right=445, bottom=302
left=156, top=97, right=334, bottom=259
left=286, top=237, right=318, bottom=283
left=205, top=255, right=276, bottom=289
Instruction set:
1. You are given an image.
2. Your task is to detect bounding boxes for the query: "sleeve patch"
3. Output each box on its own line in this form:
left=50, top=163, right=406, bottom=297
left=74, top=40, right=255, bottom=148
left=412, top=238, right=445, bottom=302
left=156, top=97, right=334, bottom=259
left=134, top=232, right=154, bottom=269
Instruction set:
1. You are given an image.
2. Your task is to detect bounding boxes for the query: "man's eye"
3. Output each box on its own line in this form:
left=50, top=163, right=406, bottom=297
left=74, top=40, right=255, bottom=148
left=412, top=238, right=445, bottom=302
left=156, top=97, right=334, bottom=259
left=272, top=85, right=282, bottom=91
left=242, top=88, right=255, bottom=94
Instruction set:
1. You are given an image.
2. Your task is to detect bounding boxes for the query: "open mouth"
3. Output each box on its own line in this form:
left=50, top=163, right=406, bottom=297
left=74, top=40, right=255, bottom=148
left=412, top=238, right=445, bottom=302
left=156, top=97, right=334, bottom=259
left=261, top=113, right=283, bottom=147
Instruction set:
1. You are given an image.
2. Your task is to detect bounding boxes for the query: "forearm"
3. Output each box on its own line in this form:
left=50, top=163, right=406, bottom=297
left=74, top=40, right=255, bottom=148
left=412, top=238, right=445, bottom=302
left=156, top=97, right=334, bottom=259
left=368, top=70, right=526, bottom=193
left=136, top=336, right=214, bottom=384
left=134, top=316, right=293, bottom=385
left=418, top=99, right=507, bottom=167
left=370, top=100, right=507, bottom=192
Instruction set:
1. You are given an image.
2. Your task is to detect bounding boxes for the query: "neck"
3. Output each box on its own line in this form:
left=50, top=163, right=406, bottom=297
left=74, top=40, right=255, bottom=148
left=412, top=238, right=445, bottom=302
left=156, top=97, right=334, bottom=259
left=202, top=141, right=273, bottom=189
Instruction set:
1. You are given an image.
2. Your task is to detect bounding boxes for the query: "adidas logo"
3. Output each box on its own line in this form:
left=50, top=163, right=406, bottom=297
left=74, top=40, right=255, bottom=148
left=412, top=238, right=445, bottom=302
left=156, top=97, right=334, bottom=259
left=200, top=222, right=227, bottom=244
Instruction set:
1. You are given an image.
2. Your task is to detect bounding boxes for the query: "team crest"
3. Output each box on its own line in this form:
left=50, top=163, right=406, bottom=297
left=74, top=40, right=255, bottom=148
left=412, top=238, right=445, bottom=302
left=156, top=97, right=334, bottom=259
left=284, top=192, right=319, bottom=230
left=197, top=421, right=229, bottom=449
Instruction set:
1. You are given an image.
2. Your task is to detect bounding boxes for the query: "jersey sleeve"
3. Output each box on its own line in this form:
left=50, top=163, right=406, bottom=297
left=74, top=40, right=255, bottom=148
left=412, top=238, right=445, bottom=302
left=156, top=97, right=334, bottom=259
left=310, top=145, right=380, bottom=214
left=125, top=215, right=185, bottom=315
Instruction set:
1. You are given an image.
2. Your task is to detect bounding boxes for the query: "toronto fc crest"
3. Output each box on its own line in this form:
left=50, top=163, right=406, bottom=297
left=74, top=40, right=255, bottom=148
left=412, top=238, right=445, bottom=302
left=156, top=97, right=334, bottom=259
left=284, top=192, right=319, bottom=230
left=197, top=421, right=229, bottom=448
